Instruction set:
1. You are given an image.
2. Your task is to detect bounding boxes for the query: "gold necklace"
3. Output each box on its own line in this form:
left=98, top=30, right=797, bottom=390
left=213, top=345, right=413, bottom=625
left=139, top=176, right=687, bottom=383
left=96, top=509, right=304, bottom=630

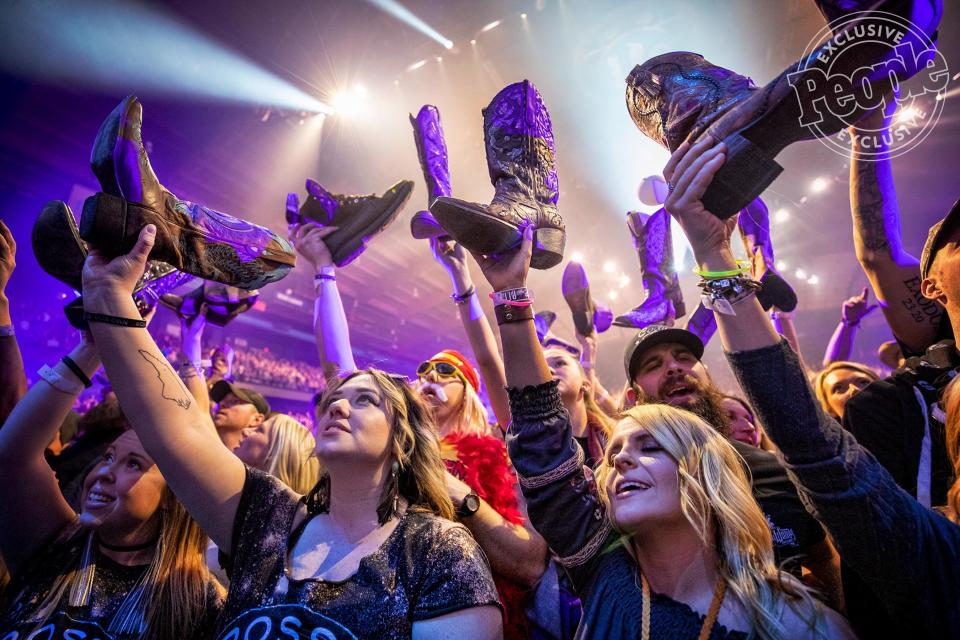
left=639, top=571, right=728, bottom=640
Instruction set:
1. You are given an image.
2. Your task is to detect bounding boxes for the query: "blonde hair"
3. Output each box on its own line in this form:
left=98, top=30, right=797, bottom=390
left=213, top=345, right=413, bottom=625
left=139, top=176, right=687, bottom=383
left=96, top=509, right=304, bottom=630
left=813, top=361, right=880, bottom=419
left=941, top=376, right=960, bottom=523
left=309, top=368, right=455, bottom=522
left=448, top=381, right=492, bottom=436
left=22, top=485, right=220, bottom=640
left=261, top=413, right=321, bottom=495
left=594, top=404, right=827, bottom=640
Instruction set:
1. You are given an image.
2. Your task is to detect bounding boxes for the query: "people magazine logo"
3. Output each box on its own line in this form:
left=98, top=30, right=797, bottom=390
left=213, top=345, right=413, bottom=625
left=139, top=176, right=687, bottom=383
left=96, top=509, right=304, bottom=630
left=788, top=10, right=949, bottom=161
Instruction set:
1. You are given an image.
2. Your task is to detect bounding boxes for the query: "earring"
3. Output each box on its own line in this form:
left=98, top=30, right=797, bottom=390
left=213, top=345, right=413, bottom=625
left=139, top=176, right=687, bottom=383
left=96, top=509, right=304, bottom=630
left=377, top=460, right=400, bottom=525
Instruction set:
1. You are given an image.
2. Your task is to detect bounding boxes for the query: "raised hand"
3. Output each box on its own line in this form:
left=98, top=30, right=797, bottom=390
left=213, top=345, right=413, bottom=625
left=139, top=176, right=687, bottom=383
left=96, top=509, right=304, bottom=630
left=289, top=222, right=337, bottom=271
left=842, top=287, right=879, bottom=325
left=430, top=236, right=468, bottom=275
left=470, top=224, right=534, bottom=292
left=0, top=220, right=16, bottom=298
left=82, top=224, right=155, bottom=298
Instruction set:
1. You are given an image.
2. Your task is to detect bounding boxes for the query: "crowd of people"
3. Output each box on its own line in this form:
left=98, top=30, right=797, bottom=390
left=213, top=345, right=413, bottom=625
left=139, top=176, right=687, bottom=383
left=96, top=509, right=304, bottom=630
left=1, top=2, right=956, bottom=636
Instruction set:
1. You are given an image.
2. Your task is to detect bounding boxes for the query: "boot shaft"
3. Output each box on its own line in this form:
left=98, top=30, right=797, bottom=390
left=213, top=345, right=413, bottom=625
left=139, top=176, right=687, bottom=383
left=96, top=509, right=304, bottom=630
left=410, top=105, right=451, bottom=202
left=737, top=197, right=775, bottom=266
left=625, top=52, right=757, bottom=152
left=482, top=80, right=560, bottom=207
left=627, top=208, right=677, bottom=285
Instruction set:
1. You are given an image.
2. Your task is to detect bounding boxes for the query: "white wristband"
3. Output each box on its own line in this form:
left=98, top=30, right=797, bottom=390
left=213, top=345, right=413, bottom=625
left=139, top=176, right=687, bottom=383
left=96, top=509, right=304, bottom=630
left=38, top=365, right=85, bottom=395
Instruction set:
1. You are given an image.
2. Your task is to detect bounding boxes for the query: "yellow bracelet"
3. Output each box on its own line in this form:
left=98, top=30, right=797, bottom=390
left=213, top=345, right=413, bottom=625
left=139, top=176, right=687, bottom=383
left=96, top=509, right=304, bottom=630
left=693, top=260, right=751, bottom=279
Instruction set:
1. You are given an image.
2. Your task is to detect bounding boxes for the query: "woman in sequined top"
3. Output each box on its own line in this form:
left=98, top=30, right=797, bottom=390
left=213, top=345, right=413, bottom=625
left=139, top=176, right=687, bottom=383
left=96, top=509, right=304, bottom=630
left=470, top=223, right=854, bottom=639
left=80, top=225, right=503, bottom=639
left=0, top=331, right=222, bottom=640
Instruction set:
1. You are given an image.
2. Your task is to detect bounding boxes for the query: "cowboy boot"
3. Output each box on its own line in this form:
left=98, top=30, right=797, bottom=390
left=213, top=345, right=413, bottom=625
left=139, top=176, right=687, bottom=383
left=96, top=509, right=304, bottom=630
left=625, top=0, right=941, bottom=219
left=614, top=209, right=685, bottom=328
left=290, top=177, right=413, bottom=267
left=430, top=80, right=565, bottom=269
left=202, top=283, right=259, bottom=327
left=562, top=261, right=613, bottom=337
left=738, top=198, right=798, bottom=312
left=160, top=283, right=206, bottom=319
left=534, top=310, right=557, bottom=345
left=33, top=200, right=86, bottom=291
left=684, top=303, right=717, bottom=347
left=409, top=105, right=452, bottom=240
left=82, top=95, right=295, bottom=289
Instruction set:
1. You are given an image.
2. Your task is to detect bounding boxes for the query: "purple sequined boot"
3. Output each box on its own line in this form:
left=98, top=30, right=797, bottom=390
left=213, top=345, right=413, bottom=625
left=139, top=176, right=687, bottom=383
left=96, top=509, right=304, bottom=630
left=626, top=0, right=941, bottom=219
left=288, top=177, right=414, bottom=267
left=430, top=80, right=565, bottom=269
left=684, top=303, right=717, bottom=347
left=409, top=106, right=451, bottom=240
left=83, top=95, right=296, bottom=290
left=738, top=198, right=797, bottom=312
left=614, top=209, right=685, bottom=328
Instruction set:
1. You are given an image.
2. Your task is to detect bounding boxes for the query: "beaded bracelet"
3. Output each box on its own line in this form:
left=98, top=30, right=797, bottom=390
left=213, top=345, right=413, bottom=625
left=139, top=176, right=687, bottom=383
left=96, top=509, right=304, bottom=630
left=451, top=285, right=476, bottom=304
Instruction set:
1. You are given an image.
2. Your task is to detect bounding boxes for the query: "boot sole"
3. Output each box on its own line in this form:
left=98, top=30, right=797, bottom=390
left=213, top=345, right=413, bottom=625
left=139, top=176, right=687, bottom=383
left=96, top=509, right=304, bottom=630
left=410, top=210, right=450, bottom=240
left=328, top=180, right=415, bottom=267
left=33, top=201, right=87, bottom=291
left=755, top=271, right=798, bottom=312
left=430, top=197, right=565, bottom=270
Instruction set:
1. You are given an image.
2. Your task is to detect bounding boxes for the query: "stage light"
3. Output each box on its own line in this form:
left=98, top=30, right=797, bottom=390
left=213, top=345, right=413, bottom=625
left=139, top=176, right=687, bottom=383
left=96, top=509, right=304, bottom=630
left=608, top=290, right=618, bottom=301
left=603, top=261, right=616, bottom=273
left=896, top=106, right=920, bottom=124
left=436, top=56, right=443, bottom=62
left=570, top=251, right=585, bottom=263
left=807, top=275, right=819, bottom=285
left=810, top=177, right=829, bottom=193
left=774, top=208, right=790, bottom=223
left=795, top=269, right=807, bottom=280
left=407, top=59, right=428, bottom=72
left=481, top=20, right=502, bottom=32
left=364, top=0, right=454, bottom=50
left=521, top=13, right=528, bottom=19
left=776, top=260, right=788, bottom=271
left=0, top=0, right=332, bottom=114
left=470, top=39, right=477, bottom=45
left=619, top=275, right=630, bottom=288
left=331, top=85, right=369, bottom=118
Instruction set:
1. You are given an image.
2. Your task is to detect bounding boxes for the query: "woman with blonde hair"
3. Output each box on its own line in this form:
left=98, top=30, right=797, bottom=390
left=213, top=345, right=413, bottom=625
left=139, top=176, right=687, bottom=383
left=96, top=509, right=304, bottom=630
left=0, top=333, right=222, bottom=639
left=474, top=225, right=853, bottom=639
left=234, top=412, right=320, bottom=494
left=80, top=225, right=502, bottom=638
left=813, top=361, right=879, bottom=420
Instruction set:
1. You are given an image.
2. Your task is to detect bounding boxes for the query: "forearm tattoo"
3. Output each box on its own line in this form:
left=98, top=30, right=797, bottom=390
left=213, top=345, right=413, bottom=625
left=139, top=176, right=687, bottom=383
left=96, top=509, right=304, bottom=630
left=901, top=277, right=942, bottom=327
left=139, top=349, right=193, bottom=409
left=851, top=154, right=895, bottom=254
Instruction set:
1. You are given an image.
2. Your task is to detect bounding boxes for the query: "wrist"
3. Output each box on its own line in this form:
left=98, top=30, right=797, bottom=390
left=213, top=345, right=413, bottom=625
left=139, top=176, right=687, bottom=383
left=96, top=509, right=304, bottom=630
left=83, top=289, right=138, bottom=316
left=448, top=271, right=473, bottom=297
left=695, top=245, right=738, bottom=273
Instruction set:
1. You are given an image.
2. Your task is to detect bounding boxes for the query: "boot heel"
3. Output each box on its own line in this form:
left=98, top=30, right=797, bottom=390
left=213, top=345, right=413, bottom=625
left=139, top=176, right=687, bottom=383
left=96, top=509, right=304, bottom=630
left=531, top=227, right=565, bottom=270
left=80, top=192, right=132, bottom=251
left=701, top=134, right=783, bottom=220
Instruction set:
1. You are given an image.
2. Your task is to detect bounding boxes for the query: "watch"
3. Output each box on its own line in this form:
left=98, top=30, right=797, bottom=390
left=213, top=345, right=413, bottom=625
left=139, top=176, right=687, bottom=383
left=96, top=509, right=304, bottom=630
left=456, top=491, right=481, bottom=519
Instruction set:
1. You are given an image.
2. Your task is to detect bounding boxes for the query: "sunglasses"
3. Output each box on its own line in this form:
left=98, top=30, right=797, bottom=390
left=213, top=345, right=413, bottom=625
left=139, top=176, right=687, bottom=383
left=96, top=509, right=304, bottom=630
left=416, top=360, right=465, bottom=383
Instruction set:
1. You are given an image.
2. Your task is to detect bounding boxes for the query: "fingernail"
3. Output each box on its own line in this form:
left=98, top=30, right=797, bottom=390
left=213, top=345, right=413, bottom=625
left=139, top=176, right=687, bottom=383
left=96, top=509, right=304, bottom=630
left=145, top=224, right=156, bottom=236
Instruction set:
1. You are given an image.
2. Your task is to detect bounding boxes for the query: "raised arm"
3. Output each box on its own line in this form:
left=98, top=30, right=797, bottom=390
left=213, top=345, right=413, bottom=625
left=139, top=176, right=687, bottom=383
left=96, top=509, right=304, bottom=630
left=849, top=99, right=942, bottom=355
left=430, top=237, right=510, bottom=426
left=179, top=309, right=211, bottom=416
left=664, top=137, right=960, bottom=634
left=575, top=331, right=618, bottom=416
left=82, top=226, right=245, bottom=553
left=290, top=223, right=357, bottom=379
left=0, top=221, right=26, bottom=424
left=822, top=288, right=879, bottom=367
left=0, top=335, right=99, bottom=573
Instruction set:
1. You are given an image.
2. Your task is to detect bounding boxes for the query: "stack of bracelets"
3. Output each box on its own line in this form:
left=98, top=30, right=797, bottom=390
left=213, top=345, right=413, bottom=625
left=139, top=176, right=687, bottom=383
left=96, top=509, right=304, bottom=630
left=695, top=261, right=762, bottom=315
left=490, top=287, right=535, bottom=325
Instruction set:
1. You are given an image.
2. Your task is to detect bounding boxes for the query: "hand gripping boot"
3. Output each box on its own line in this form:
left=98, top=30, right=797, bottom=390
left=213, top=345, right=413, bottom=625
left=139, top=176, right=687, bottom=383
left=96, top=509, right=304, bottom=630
left=409, top=105, right=452, bottom=240
left=430, top=80, right=565, bottom=269
left=625, top=0, right=941, bottom=218
left=82, top=95, right=295, bottom=289
left=289, top=177, right=414, bottom=267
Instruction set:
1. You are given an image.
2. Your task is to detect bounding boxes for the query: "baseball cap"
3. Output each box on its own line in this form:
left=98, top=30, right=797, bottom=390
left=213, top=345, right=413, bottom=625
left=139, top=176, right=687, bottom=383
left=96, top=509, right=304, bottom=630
left=920, top=198, right=960, bottom=280
left=624, top=324, right=705, bottom=381
left=209, top=380, right=271, bottom=415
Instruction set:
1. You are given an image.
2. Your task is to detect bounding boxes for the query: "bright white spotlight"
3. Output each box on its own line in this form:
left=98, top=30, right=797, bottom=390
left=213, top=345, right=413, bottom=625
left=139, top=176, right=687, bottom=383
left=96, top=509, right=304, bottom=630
left=364, top=0, right=455, bottom=50
left=810, top=177, right=829, bottom=193
left=435, top=56, right=442, bottom=62
left=896, top=106, right=921, bottom=124
left=603, top=261, right=616, bottom=273
left=354, top=84, right=368, bottom=97
left=776, top=260, right=788, bottom=271
left=331, top=85, right=369, bottom=118
left=795, top=269, right=808, bottom=280
left=619, top=275, right=630, bottom=288
left=470, top=39, right=477, bottom=45
left=774, top=208, right=790, bottom=223
left=521, top=13, right=528, bottom=19
left=407, top=59, right=427, bottom=72
left=482, top=20, right=502, bottom=32
left=807, top=275, right=819, bottom=285
left=570, top=251, right=584, bottom=263
left=608, top=290, right=618, bottom=301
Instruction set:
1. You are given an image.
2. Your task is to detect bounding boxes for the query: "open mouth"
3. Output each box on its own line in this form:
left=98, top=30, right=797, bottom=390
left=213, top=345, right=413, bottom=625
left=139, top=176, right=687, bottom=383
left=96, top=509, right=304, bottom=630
left=419, top=385, right=447, bottom=404
left=662, top=382, right=695, bottom=401
left=615, top=478, right=651, bottom=497
left=85, top=489, right=116, bottom=508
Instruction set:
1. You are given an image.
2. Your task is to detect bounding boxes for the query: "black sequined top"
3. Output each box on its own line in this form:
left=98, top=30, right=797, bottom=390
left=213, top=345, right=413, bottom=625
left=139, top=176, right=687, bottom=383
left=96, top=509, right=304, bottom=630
left=0, top=520, right=223, bottom=639
left=215, top=467, right=501, bottom=640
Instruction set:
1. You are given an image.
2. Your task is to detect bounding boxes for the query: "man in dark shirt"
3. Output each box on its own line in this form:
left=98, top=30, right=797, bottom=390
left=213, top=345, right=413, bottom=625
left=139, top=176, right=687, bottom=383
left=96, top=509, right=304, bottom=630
left=621, top=325, right=840, bottom=601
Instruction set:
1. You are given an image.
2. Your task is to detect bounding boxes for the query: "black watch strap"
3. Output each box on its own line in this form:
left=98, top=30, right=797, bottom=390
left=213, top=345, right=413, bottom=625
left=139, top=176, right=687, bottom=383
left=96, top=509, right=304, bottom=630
left=456, top=491, right=481, bottom=518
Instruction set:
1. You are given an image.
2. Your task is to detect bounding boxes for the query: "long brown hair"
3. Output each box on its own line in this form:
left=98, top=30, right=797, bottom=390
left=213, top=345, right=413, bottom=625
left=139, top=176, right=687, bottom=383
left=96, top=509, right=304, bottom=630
left=941, top=376, right=960, bottom=522
left=306, top=368, right=455, bottom=522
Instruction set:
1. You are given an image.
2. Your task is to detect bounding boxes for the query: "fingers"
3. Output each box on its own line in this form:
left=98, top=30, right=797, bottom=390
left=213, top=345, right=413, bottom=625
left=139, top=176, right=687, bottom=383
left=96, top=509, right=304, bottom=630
left=311, top=225, right=338, bottom=239
left=130, top=225, right=156, bottom=264
left=0, top=220, right=14, bottom=255
left=671, top=142, right=725, bottom=200
left=518, top=223, right=535, bottom=263
left=860, top=286, right=870, bottom=301
left=666, top=136, right=719, bottom=188
left=663, top=141, right=691, bottom=183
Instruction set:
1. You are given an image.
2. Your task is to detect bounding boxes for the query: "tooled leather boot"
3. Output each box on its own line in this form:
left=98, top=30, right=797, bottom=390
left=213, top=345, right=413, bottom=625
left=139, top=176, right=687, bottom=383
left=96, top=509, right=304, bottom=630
left=162, top=282, right=257, bottom=327
left=82, top=95, right=296, bottom=290
left=409, top=105, right=451, bottom=240
left=430, top=80, right=565, bottom=269
left=684, top=303, right=717, bottom=347
left=614, top=209, right=685, bottom=328
left=562, top=261, right=613, bottom=336
left=738, top=198, right=797, bottom=312
left=289, top=177, right=414, bottom=267
left=626, top=0, right=941, bottom=219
